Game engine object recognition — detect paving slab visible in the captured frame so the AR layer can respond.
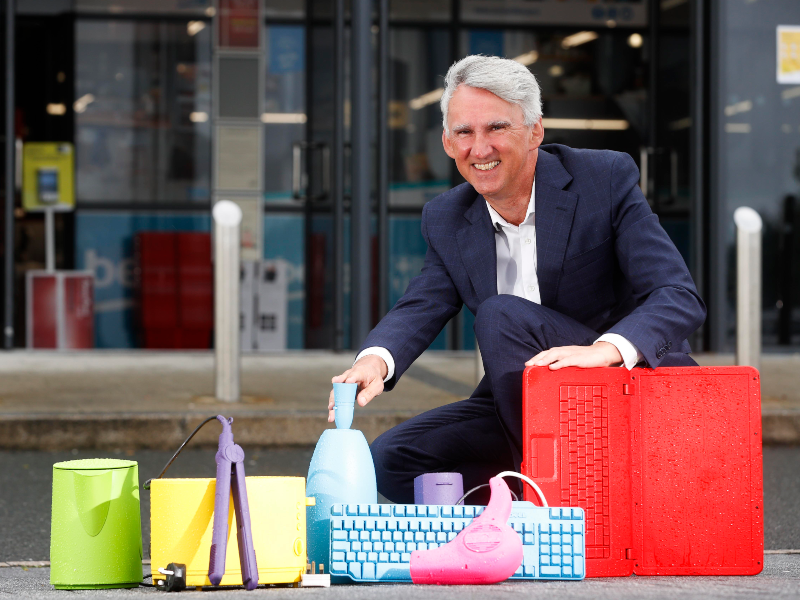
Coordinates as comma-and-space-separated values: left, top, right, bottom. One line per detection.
1, 555, 799, 599
0, 351, 797, 449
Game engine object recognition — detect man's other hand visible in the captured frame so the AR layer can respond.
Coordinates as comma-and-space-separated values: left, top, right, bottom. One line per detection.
328, 355, 388, 422
525, 342, 623, 370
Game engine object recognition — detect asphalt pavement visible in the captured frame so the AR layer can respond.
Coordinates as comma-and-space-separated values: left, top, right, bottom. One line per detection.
0, 446, 799, 597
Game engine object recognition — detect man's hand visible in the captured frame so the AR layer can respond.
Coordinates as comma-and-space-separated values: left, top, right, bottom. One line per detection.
525, 342, 623, 370
328, 355, 388, 422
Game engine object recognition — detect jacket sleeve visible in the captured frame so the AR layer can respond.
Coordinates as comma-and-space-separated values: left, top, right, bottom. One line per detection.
603, 152, 706, 367
358, 203, 463, 390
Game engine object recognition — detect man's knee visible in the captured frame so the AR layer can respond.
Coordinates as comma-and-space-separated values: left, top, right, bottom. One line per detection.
370, 428, 413, 502
474, 294, 544, 348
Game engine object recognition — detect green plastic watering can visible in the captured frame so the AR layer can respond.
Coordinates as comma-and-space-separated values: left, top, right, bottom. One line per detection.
50, 459, 143, 589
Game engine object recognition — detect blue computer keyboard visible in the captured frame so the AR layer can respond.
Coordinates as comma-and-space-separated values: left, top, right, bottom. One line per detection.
328, 502, 585, 582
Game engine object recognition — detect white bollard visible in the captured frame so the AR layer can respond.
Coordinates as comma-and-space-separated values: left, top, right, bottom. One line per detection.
213, 200, 243, 402
734, 207, 762, 371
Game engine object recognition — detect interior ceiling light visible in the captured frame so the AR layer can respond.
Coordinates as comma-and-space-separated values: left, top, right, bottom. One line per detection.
628, 33, 643, 48
73, 94, 95, 114
189, 111, 209, 123
724, 100, 752, 117
187, 21, 206, 36
513, 50, 539, 66
542, 118, 629, 131
409, 88, 444, 111
46, 103, 67, 116
261, 113, 307, 124
561, 31, 599, 49
725, 123, 751, 134
548, 65, 564, 77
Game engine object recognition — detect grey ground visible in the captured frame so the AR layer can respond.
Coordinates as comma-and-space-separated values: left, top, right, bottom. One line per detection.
1, 447, 798, 598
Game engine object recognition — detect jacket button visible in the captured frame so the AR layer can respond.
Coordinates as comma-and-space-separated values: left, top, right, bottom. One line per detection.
656, 349, 665, 359
666, 341, 672, 350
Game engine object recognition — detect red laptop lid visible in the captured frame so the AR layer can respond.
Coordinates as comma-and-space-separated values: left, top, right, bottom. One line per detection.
522, 366, 763, 578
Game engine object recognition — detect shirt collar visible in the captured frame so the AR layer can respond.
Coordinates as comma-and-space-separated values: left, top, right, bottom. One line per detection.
485, 179, 536, 231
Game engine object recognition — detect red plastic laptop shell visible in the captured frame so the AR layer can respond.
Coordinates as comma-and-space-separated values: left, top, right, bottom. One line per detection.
521, 365, 763, 577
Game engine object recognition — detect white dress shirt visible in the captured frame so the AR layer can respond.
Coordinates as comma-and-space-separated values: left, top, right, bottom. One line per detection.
357, 179, 643, 381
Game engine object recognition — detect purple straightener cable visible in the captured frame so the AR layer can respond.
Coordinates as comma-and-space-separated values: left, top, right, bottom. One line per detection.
208, 416, 259, 590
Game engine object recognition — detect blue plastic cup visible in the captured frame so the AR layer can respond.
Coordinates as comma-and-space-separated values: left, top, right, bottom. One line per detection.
333, 382, 357, 429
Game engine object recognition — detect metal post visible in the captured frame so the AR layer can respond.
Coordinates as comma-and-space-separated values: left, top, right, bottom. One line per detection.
350, 0, 372, 349
4, 0, 15, 349
377, 0, 389, 321
734, 207, 762, 370
213, 200, 242, 402
44, 209, 55, 272
333, 0, 345, 351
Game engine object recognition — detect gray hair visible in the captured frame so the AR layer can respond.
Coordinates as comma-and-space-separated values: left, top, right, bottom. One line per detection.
440, 55, 542, 133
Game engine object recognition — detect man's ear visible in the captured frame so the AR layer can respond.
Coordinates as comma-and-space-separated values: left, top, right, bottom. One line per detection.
442, 129, 456, 159
529, 119, 545, 150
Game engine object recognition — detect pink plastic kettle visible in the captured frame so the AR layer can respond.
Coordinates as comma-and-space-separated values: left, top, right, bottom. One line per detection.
410, 476, 523, 585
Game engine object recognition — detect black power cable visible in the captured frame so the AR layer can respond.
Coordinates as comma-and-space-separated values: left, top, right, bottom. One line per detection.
143, 416, 218, 490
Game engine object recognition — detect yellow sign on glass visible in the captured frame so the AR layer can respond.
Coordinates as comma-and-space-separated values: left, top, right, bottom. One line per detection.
22, 142, 75, 212
778, 26, 800, 84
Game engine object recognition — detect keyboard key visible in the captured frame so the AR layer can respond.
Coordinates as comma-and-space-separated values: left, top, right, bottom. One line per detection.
385, 542, 394, 552
436, 532, 447, 543
463, 506, 475, 517
332, 562, 347, 575
380, 505, 391, 516
348, 530, 359, 542
475, 507, 484, 516
357, 552, 366, 562
394, 506, 406, 517
358, 504, 369, 516
362, 542, 372, 552
552, 555, 561, 565
376, 562, 411, 581
346, 552, 356, 562
354, 519, 365, 530
332, 551, 345, 562
331, 504, 343, 516
513, 522, 522, 533
346, 505, 358, 516
524, 533, 534, 545
332, 518, 343, 531
332, 530, 347, 541
523, 522, 534, 533
551, 534, 561, 544
524, 563, 535, 576
374, 542, 383, 552
352, 541, 361, 552
414, 532, 425, 543
392, 531, 402, 542
550, 508, 562, 519
371, 531, 381, 542
562, 566, 572, 576
540, 566, 561, 576
417, 543, 427, 551
387, 520, 397, 531
447, 532, 456, 542
574, 560, 584, 577
420, 521, 431, 532
348, 563, 361, 579
563, 555, 572, 565
552, 545, 561, 555
431, 521, 441, 532
396, 542, 405, 552
376, 520, 387, 531
441, 506, 453, 517
362, 563, 376, 580
406, 542, 416, 552
541, 544, 550, 555
401, 553, 411, 562
382, 531, 392, 542
425, 532, 436, 543
332, 541, 349, 552
573, 534, 583, 554
379, 552, 389, 562
344, 519, 354, 530
398, 520, 409, 531
514, 565, 523, 576
403, 532, 414, 542
365, 519, 376, 531
369, 505, 381, 516
541, 555, 550, 565
453, 506, 464, 517
390, 553, 400, 563
368, 552, 378, 563
409, 520, 420, 532
359, 531, 369, 541
541, 533, 550, 544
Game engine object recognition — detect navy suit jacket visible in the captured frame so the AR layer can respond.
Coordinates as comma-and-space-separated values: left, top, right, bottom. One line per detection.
362, 144, 707, 391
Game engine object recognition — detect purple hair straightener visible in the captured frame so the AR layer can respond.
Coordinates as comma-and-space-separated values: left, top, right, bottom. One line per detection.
208, 416, 259, 590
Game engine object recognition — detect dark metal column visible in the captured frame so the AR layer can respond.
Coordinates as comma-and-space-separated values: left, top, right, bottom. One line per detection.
333, 0, 345, 351
3, 0, 15, 349
350, 0, 372, 349
377, 0, 389, 320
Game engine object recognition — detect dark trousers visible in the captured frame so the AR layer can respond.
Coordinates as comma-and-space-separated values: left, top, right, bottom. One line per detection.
370, 295, 696, 504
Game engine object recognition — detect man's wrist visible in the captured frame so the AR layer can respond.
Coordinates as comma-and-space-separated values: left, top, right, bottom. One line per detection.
354, 347, 395, 381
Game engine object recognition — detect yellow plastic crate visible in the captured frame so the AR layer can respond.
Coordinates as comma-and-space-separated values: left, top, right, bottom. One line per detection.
150, 477, 315, 587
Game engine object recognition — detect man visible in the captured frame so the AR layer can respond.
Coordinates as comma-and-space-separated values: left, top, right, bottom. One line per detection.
328, 55, 706, 503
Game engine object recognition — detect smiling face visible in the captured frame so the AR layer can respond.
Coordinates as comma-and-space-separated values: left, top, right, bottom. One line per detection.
442, 85, 544, 208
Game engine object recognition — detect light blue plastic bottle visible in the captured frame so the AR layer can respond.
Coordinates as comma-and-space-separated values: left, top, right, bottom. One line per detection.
306, 383, 377, 581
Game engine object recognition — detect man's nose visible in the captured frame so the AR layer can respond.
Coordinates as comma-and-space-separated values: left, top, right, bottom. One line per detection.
471, 132, 493, 159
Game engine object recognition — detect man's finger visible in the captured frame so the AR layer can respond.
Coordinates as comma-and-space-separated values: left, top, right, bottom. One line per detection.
332, 370, 352, 384
328, 388, 335, 410
357, 377, 384, 407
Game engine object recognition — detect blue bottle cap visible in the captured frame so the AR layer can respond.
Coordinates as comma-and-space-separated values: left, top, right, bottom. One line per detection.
333, 382, 357, 429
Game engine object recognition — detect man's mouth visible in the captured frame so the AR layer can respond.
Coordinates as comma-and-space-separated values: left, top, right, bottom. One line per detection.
473, 160, 500, 171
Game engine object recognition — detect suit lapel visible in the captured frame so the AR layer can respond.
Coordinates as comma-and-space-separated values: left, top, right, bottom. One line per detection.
535, 149, 579, 308
457, 192, 498, 305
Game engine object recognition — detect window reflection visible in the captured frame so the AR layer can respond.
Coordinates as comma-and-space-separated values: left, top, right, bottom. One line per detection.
75, 19, 212, 203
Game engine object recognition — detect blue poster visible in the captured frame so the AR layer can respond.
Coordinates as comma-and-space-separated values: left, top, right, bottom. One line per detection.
469, 29, 504, 58
269, 26, 305, 74
75, 211, 210, 348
